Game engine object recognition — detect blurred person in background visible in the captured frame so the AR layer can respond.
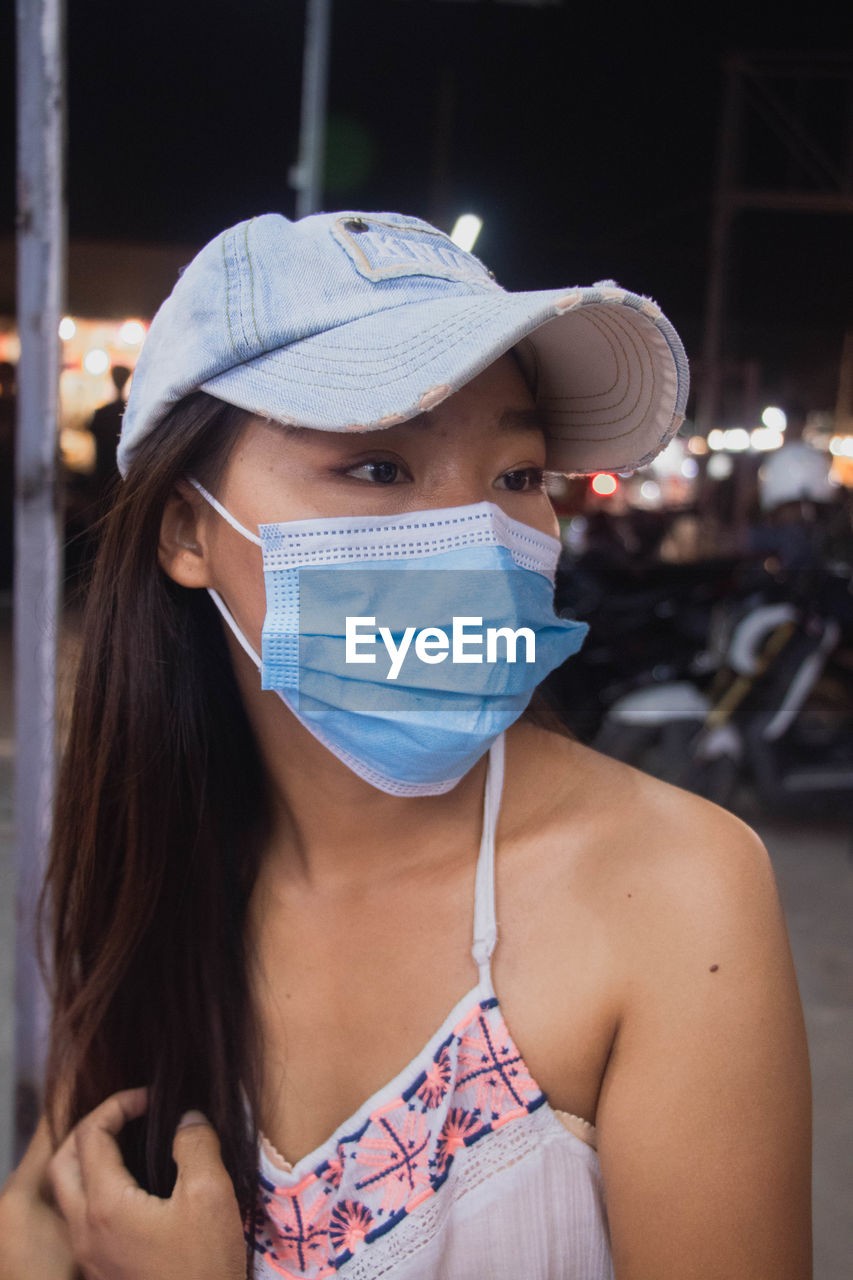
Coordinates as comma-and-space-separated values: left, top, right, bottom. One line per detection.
751, 406, 840, 574
63, 364, 133, 583
88, 364, 131, 514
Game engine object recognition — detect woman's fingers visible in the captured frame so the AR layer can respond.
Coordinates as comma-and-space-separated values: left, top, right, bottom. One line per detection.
172, 1111, 237, 1203
42, 1096, 246, 1280
170, 1112, 246, 1279
73, 1087, 148, 1202
48, 1128, 86, 1227
4, 1114, 55, 1195
49, 1086, 148, 1227
0, 1116, 77, 1280
76, 1086, 149, 1142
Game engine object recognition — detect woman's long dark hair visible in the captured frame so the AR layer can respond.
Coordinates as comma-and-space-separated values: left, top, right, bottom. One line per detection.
42, 393, 269, 1234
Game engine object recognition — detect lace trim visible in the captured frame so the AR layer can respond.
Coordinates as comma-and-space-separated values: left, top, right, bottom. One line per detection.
261, 1133, 295, 1174
554, 1109, 598, 1151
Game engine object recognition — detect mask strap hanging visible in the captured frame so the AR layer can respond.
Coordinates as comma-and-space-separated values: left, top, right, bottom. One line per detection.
206, 588, 263, 670
188, 477, 262, 547
186, 478, 264, 668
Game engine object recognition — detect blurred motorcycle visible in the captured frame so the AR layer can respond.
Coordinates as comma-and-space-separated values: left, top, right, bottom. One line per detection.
592, 565, 853, 818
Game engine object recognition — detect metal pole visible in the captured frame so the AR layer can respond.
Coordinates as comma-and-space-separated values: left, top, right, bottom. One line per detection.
697, 55, 742, 435
291, 0, 332, 218
14, 0, 65, 1159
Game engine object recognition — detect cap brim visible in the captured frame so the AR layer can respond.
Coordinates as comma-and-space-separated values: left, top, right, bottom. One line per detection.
200, 284, 688, 476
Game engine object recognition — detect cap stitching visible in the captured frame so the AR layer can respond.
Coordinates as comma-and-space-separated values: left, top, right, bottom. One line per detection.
202, 297, 663, 448
221, 232, 236, 354
209, 302, 503, 394
209, 292, 504, 388
234, 228, 251, 351
544, 317, 661, 441
538, 311, 624, 403
244, 220, 261, 345
224, 299, 515, 389
302, 295, 510, 362
285, 303, 496, 372
539, 309, 640, 414
544, 373, 650, 438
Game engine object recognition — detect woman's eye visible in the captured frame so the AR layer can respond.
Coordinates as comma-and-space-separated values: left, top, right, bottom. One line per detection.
497, 467, 545, 493
345, 460, 408, 484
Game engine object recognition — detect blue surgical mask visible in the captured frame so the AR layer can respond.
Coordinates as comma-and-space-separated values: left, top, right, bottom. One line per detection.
191, 481, 587, 796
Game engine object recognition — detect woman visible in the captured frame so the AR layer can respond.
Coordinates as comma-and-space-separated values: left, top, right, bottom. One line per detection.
1, 212, 811, 1279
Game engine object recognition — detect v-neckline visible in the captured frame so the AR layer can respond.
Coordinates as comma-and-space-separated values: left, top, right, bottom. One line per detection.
257, 735, 506, 1181
258, 972, 495, 1182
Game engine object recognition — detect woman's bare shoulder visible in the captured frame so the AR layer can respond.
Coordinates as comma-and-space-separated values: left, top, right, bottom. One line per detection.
504, 719, 779, 932
503, 723, 812, 1280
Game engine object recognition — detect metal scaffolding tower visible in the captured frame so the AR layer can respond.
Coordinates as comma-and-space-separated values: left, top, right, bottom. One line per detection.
698, 52, 853, 434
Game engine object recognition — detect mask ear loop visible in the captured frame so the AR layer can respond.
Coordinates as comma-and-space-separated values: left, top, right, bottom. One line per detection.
187, 477, 264, 670
188, 477, 262, 546
206, 588, 263, 669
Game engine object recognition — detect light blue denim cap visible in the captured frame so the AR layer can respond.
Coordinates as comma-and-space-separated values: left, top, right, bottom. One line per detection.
119, 211, 689, 478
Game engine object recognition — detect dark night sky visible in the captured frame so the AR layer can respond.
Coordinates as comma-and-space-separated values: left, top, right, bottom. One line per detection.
2, 0, 851, 412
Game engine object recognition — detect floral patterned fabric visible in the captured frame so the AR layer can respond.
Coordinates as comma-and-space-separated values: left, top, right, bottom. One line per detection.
253, 995, 546, 1278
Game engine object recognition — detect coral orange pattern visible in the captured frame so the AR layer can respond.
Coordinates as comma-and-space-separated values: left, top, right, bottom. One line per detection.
253, 997, 545, 1277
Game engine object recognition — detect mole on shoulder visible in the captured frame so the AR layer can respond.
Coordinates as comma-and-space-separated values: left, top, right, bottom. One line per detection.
709, 964, 719, 973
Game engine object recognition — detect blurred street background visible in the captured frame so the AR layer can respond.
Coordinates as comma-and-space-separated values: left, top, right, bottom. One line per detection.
2, 0, 852, 1274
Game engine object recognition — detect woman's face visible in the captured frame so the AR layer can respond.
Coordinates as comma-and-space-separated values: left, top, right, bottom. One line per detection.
188, 352, 559, 656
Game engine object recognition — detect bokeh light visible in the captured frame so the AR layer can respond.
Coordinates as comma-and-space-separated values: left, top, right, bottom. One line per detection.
449, 214, 483, 252
761, 406, 787, 431
708, 453, 734, 479
118, 320, 145, 346
751, 427, 785, 451
723, 428, 751, 452
83, 348, 110, 376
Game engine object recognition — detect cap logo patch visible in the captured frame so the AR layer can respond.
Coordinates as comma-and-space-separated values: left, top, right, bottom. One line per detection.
332, 216, 496, 287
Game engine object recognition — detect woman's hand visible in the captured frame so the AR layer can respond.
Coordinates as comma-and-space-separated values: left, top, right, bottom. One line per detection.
48, 1088, 247, 1280
0, 1114, 78, 1280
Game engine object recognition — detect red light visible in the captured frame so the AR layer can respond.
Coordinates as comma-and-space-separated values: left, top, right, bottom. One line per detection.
591, 473, 618, 496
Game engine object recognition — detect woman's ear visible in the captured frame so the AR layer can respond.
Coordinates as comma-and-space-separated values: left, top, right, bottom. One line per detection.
158, 481, 213, 587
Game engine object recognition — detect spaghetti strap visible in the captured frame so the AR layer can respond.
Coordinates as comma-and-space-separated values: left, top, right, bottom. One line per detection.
471, 732, 505, 978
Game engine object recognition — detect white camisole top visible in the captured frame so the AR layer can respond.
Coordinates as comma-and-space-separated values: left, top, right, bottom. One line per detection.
252, 733, 614, 1278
